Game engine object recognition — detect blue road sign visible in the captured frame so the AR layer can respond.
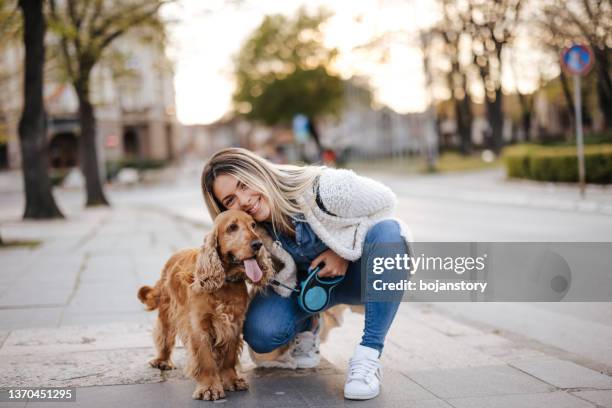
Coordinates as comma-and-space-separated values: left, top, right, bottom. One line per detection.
292, 114, 310, 143
561, 45, 594, 76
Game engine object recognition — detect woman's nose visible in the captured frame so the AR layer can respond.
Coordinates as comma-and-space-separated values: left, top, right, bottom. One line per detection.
236, 192, 250, 210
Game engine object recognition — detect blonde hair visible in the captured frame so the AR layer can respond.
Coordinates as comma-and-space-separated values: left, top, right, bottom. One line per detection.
201, 148, 324, 234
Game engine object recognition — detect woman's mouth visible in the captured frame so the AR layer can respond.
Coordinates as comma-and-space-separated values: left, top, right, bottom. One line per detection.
246, 197, 260, 216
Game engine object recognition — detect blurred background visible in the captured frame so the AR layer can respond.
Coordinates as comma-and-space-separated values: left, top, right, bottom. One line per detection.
1, 0, 611, 193
0, 0, 612, 397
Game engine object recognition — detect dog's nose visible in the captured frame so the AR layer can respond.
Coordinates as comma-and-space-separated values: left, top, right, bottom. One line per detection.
250, 240, 263, 251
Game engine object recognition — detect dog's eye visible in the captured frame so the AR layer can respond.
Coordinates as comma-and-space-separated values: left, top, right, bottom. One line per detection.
251, 222, 256, 228
227, 223, 238, 233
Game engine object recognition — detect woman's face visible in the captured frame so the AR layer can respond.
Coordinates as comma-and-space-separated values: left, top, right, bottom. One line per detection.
212, 174, 272, 222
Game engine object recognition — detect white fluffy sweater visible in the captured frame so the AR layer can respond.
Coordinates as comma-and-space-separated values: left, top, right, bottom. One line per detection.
265, 168, 412, 297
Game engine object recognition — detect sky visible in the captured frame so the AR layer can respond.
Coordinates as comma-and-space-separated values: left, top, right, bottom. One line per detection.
161, 0, 555, 126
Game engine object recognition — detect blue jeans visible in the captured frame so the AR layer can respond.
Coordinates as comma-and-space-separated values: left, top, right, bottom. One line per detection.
244, 220, 409, 355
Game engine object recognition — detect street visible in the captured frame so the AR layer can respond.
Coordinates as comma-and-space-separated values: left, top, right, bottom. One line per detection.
1, 166, 612, 407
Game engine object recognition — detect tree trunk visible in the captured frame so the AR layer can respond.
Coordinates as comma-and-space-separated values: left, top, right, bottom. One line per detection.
487, 89, 504, 154
17, 0, 63, 219
517, 92, 532, 142
307, 116, 323, 153
593, 49, 612, 129
521, 110, 532, 142
456, 94, 473, 155
75, 77, 109, 207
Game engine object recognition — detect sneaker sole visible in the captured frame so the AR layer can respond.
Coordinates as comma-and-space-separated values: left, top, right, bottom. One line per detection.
344, 390, 380, 400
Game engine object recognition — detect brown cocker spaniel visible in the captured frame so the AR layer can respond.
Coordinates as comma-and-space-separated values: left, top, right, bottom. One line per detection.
138, 210, 274, 400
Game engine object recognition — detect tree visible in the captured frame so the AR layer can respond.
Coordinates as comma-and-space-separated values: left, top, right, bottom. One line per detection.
425, 0, 475, 155
1, 0, 21, 161
508, 48, 540, 142
17, 0, 63, 219
233, 7, 344, 151
467, 0, 523, 154
539, 0, 612, 129
47, 0, 169, 206
0, 0, 20, 39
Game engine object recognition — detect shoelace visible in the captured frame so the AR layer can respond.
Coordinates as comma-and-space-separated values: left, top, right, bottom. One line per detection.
347, 357, 381, 382
292, 333, 318, 355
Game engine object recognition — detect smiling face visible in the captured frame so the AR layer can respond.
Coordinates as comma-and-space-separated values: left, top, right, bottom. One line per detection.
212, 174, 272, 223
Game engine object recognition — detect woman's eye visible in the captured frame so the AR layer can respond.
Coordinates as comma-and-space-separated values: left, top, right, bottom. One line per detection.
225, 197, 235, 207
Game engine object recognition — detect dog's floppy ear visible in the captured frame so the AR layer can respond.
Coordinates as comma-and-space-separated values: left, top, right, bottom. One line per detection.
255, 240, 274, 285
193, 228, 225, 293
255, 224, 297, 297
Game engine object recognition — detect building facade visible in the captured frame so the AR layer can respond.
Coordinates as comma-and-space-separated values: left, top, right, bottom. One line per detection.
0, 29, 182, 173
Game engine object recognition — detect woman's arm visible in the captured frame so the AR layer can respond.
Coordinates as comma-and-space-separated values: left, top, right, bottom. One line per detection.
316, 168, 397, 218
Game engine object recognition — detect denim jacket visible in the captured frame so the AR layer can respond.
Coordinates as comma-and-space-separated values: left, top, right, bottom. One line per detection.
263, 216, 328, 277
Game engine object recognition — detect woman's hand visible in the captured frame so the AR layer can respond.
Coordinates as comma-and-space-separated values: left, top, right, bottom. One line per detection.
310, 249, 348, 278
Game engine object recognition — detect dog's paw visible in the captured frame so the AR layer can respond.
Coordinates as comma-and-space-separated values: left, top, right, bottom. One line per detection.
222, 372, 249, 391
232, 377, 249, 391
192, 384, 225, 400
149, 358, 175, 370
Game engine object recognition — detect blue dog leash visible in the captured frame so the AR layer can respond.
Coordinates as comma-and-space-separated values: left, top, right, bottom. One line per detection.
270, 262, 345, 314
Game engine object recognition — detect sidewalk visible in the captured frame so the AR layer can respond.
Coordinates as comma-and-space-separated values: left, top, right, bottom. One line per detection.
1, 198, 612, 407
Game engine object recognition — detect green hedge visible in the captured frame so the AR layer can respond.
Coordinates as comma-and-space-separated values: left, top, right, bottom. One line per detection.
503, 144, 612, 184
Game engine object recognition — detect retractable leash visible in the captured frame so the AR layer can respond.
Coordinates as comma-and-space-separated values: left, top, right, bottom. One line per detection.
270, 262, 345, 314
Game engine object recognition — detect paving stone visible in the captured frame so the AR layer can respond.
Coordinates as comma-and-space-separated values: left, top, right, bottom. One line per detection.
24, 256, 83, 280
288, 371, 438, 407
0, 398, 26, 408
0, 286, 72, 308
448, 390, 595, 408
0, 307, 62, 331
0, 330, 9, 347
380, 305, 502, 372
405, 365, 553, 398
79, 256, 134, 284
59, 310, 153, 327
72, 282, 141, 300
0, 249, 34, 284
572, 390, 612, 407
0, 347, 186, 389
68, 289, 142, 314
511, 359, 612, 389
0, 322, 155, 356
17, 369, 449, 408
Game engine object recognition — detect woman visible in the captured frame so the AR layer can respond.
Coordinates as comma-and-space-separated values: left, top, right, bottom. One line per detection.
201, 147, 411, 400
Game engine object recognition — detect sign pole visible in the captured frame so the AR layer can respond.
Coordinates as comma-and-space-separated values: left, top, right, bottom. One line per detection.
573, 74, 586, 198
562, 44, 592, 199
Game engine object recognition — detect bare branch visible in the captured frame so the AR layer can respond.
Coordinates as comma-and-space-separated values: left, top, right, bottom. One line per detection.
48, 0, 76, 81
97, 2, 164, 53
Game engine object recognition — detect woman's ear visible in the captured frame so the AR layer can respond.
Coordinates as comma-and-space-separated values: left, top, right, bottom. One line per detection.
193, 228, 225, 293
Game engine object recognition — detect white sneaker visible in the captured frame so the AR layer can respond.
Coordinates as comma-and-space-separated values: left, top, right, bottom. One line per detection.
291, 316, 322, 369
344, 344, 382, 400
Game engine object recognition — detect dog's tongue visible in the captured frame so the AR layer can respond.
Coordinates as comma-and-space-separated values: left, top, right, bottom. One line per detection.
243, 258, 263, 283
